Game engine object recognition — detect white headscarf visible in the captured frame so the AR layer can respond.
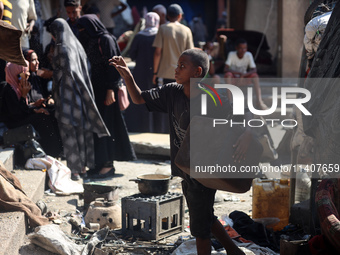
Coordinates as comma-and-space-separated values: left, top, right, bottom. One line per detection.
138, 12, 160, 36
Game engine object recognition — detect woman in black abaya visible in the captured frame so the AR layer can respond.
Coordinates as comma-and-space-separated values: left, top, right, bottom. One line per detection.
77, 14, 136, 178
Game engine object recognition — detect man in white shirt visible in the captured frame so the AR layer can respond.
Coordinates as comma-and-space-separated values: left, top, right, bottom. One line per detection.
224, 38, 267, 110
10, 0, 37, 49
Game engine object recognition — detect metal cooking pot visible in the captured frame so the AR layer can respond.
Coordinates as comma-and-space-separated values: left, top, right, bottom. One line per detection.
129, 174, 171, 196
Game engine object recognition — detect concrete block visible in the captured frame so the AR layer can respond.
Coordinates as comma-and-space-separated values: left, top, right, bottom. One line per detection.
0, 212, 26, 255
0, 170, 46, 254
0, 147, 14, 172
129, 133, 170, 158
13, 169, 46, 203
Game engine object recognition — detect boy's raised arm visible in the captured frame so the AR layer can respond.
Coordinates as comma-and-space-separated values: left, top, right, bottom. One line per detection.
109, 56, 145, 104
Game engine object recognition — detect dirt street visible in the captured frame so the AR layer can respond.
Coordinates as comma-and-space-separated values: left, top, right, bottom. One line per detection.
19, 159, 253, 255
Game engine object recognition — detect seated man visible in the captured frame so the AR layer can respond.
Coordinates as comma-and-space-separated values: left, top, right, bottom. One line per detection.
224, 38, 267, 110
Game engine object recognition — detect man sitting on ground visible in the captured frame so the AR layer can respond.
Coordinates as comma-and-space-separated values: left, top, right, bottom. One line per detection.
224, 38, 267, 110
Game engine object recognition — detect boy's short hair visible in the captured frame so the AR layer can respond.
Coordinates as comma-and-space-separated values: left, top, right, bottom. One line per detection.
235, 38, 247, 47
181, 49, 209, 78
167, 4, 183, 18
64, 0, 80, 7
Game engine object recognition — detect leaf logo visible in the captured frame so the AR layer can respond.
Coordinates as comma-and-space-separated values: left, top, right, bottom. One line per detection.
199, 83, 223, 106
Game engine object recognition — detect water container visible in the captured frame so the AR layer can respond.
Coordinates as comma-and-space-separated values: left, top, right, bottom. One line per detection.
252, 178, 290, 231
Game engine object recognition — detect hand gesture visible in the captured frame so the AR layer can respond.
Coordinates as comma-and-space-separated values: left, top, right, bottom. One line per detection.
109, 56, 132, 80
37, 69, 53, 79
233, 130, 252, 162
33, 98, 45, 107
25, 23, 33, 34
104, 89, 115, 106
19, 75, 31, 97
34, 108, 50, 115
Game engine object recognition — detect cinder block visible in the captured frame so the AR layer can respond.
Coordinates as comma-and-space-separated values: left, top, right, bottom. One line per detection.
122, 193, 184, 240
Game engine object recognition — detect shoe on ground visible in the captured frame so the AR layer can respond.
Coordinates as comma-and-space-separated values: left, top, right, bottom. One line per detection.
79, 172, 88, 179
71, 173, 81, 181
90, 167, 115, 179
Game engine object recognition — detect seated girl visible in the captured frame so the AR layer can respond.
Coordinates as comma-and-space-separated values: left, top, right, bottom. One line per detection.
2, 61, 63, 157
24, 49, 54, 110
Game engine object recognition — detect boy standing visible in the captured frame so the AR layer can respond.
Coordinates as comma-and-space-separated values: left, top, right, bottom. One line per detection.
224, 38, 267, 110
110, 49, 247, 255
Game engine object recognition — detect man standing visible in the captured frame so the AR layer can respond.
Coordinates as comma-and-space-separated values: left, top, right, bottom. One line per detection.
64, 0, 82, 38
152, 4, 167, 26
152, 4, 194, 85
10, 0, 37, 49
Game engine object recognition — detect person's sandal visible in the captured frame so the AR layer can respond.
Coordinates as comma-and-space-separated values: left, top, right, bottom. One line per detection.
71, 173, 81, 181
79, 172, 88, 178
91, 167, 115, 179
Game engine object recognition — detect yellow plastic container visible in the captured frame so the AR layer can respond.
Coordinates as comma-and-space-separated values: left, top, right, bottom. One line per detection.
252, 178, 290, 231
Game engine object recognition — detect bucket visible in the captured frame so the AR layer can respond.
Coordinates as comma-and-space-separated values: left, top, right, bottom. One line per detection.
252, 178, 290, 231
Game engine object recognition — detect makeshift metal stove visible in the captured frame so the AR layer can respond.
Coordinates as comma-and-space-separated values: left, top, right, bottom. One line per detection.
83, 183, 120, 209
121, 192, 184, 241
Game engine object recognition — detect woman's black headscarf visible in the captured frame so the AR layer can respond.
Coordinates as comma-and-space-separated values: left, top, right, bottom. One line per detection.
77, 14, 108, 38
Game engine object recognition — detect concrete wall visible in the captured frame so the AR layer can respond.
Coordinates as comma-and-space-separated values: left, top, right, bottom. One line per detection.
280, 0, 310, 77
245, 0, 310, 77
245, 0, 278, 61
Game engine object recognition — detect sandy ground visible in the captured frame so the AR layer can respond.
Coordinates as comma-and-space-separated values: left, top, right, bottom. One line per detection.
19, 159, 253, 255
19, 125, 286, 254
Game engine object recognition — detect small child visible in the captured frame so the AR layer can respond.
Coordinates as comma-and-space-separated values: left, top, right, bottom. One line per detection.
110, 49, 247, 255
224, 38, 267, 110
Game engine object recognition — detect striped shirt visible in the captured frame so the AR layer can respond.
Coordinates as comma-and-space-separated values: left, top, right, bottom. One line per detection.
1, 0, 12, 24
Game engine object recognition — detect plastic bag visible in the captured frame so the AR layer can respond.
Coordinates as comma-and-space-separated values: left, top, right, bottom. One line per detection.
25, 156, 84, 195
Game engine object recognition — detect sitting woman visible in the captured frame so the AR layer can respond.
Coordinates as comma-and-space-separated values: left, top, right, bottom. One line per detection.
23, 49, 54, 109
2, 61, 63, 157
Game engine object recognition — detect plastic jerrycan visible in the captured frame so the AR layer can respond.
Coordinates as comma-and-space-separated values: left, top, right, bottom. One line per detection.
252, 178, 290, 231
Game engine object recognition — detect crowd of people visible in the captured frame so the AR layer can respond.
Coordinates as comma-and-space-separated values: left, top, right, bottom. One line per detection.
0, 0, 139, 180
0, 1, 264, 254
